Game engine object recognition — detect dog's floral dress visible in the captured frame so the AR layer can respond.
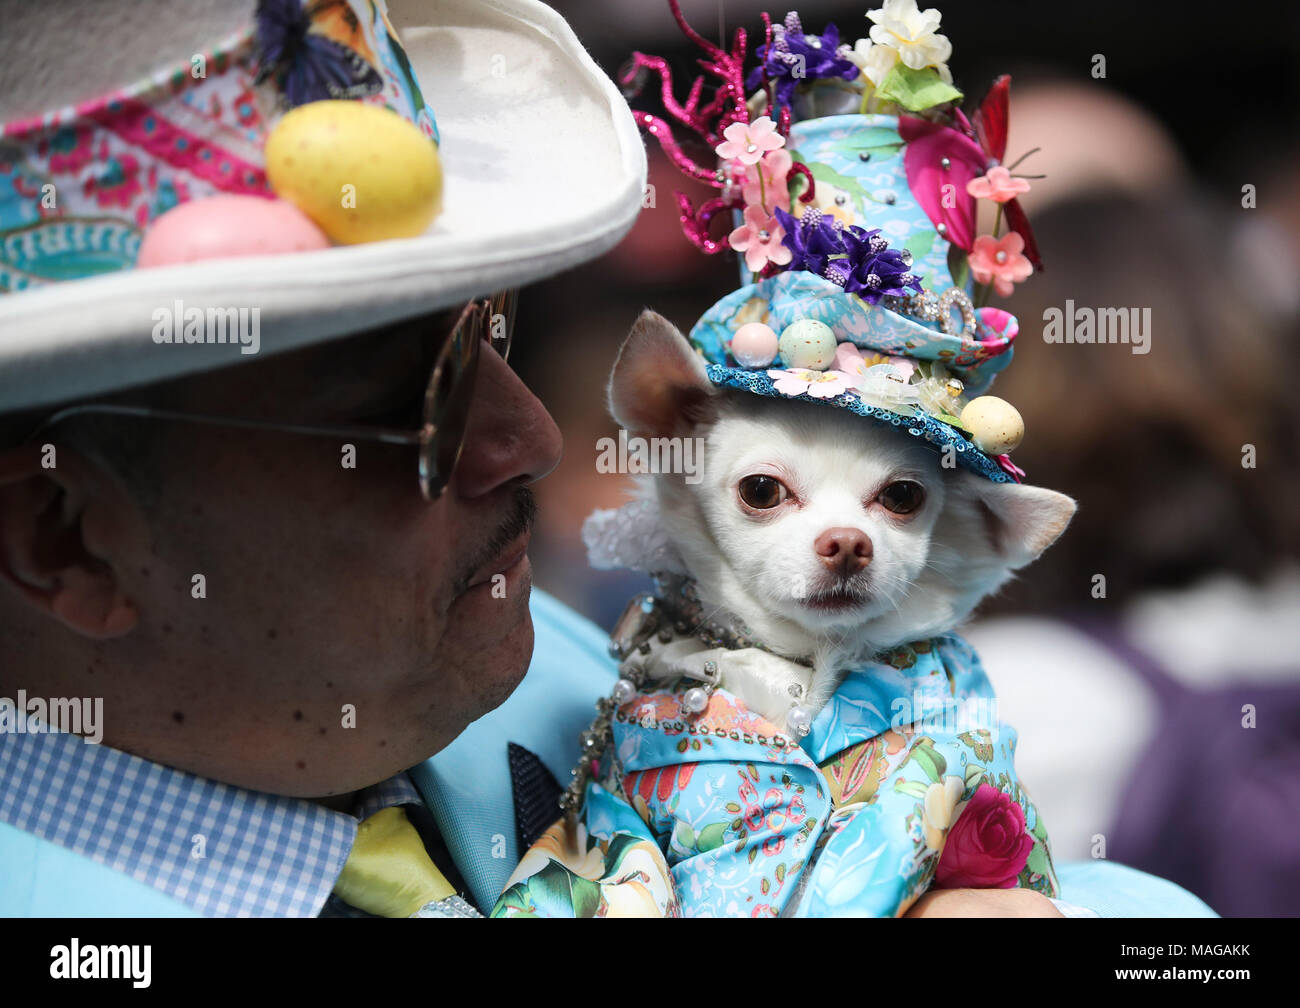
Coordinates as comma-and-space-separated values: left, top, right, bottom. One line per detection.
493, 633, 1057, 917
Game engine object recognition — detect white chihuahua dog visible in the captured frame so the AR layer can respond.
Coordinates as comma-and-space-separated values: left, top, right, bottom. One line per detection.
587, 311, 1076, 730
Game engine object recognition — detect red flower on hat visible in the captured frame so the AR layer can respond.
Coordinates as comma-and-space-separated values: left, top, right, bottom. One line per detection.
900, 76, 1043, 270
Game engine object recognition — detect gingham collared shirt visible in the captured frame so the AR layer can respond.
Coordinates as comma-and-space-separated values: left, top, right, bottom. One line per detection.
0, 702, 426, 917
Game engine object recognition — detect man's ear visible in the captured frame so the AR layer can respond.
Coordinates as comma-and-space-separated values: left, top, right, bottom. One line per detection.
608, 310, 716, 438
0, 443, 140, 638
964, 473, 1077, 569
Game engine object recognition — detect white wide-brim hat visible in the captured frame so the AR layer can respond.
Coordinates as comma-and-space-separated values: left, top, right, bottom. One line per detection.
0, 0, 646, 412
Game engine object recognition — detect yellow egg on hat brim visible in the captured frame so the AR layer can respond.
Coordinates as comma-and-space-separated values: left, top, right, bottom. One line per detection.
960, 396, 1024, 455
265, 100, 442, 246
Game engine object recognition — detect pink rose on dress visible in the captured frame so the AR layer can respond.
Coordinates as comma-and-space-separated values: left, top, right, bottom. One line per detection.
933, 782, 1033, 889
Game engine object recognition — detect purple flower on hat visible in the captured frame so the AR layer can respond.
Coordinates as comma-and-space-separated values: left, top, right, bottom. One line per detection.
774, 206, 922, 304
839, 226, 922, 304
254, 0, 382, 108
773, 206, 842, 276
746, 13, 859, 112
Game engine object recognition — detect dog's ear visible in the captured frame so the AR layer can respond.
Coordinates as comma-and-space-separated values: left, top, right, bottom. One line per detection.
964, 475, 1077, 569
608, 310, 717, 437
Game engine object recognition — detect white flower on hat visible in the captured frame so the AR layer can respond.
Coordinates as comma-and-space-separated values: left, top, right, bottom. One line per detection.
854, 0, 954, 84
847, 38, 901, 86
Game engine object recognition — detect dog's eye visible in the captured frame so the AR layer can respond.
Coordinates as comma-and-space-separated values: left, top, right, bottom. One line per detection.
878, 480, 925, 514
738, 474, 788, 509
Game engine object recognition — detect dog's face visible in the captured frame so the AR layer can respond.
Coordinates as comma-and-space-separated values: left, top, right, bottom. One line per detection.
609, 311, 1076, 657
699, 396, 950, 636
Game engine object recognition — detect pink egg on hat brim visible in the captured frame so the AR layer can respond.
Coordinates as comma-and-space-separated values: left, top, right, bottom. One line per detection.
137, 194, 330, 269
730, 321, 779, 368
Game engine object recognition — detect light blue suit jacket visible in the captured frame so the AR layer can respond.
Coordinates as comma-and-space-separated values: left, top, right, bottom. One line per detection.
0, 590, 1214, 917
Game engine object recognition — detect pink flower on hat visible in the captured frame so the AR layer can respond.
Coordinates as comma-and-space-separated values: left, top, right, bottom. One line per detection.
729, 205, 792, 273
766, 368, 855, 399
969, 232, 1032, 297
741, 148, 793, 212
966, 165, 1030, 203
716, 116, 785, 166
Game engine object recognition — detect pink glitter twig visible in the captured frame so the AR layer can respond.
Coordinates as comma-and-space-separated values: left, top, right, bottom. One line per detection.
620, 1, 758, 253
620, 0, 751, 187
787, 161, 816, 204
636, 111, 724, 185
677, 192, 745, 255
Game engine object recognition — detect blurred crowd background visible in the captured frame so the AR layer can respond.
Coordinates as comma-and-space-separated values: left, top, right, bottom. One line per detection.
508, 1, 1300, 915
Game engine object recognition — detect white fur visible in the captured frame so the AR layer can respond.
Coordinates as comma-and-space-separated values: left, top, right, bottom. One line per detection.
598, 312, 1076, 726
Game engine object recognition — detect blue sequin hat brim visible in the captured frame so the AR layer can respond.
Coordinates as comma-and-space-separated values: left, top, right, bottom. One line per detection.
704, 363, 1014, 483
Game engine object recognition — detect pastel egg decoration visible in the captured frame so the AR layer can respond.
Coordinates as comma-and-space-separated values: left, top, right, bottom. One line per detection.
137, 195, 329, 267
960, 396, 1025, 455
778, 319, 837, 370
730, 322, 779, 368
265, 100, 443, 245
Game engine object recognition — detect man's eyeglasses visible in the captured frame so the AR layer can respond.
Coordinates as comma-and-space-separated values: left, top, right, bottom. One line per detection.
30, 290, 517, 502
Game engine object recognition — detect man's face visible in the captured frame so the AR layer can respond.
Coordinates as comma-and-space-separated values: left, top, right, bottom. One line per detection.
1, 310, 562, 797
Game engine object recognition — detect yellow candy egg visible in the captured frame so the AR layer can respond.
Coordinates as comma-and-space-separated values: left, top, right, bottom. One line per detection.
960, 396, 1025, 455
265, 101, 442, 245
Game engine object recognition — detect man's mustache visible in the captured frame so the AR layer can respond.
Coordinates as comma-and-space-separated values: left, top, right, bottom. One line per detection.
452, 485, 538, 596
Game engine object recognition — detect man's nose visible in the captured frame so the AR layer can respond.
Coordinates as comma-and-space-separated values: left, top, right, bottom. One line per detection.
814, 527, 873, 578
452, 348, 563, 498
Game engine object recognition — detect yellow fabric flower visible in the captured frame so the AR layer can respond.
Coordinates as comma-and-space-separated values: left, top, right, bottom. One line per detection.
921, 774, 965, 851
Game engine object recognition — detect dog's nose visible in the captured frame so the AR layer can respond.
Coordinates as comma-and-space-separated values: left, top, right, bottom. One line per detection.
814, 527, 873, 577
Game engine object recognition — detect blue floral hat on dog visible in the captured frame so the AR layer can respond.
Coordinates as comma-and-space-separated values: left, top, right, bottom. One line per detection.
625, 1, 1046, 482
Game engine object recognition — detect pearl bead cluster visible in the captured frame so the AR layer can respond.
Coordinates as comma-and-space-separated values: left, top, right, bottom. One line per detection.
558, 576, 815, 818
